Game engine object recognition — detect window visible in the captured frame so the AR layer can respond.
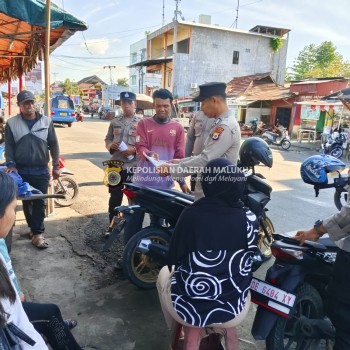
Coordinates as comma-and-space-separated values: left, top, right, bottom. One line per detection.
131, 52, 137, 64
167, 72, 172, 87
131, 75, 136, 85
233, 50, 239, 64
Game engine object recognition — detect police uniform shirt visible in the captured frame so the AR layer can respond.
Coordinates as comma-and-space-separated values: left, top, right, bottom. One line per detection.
105, 113, 142, 167
185, 111, 215, 157
170, 110, 241, 199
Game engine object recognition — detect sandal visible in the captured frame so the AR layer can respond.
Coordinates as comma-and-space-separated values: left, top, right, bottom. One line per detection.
31, 234, 49, 249
64, 319, 78, 330
19, 231, 33, 239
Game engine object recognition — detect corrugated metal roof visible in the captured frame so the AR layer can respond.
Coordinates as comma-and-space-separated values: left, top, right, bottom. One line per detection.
292, 80, 340, 85
226, 73, 293, 101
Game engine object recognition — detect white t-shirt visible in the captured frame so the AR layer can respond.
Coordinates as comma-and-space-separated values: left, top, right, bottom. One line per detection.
0, 255, 48, 349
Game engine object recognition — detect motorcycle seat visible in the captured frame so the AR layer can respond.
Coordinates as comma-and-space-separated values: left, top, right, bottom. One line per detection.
162, 188, 194, 202
265, 131, 279, 137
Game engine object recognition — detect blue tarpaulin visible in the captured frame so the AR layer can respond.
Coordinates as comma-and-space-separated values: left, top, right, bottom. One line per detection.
0, 1, 88, 31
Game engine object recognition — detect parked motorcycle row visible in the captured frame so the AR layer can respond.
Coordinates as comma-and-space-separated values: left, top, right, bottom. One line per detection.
240, 120, 291, 150
100, 136, 350, 350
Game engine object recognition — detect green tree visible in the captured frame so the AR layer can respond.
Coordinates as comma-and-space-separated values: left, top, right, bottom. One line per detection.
59, 78, 81, 95
288, 41, 349, 80
117, 78, 128, 87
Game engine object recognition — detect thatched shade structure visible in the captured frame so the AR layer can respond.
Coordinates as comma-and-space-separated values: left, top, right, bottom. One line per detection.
0, 0, 88, 83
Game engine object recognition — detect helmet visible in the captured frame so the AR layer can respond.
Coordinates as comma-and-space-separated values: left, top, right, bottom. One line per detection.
239, 137, 273, 168
300, 155, 345, 185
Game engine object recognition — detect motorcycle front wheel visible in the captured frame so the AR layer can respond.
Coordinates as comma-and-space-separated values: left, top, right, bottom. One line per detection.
329, 146, 343, 159
266, 283, 324, 350
123, 227, 170, 289
258, 216, 274, 260
281, 139, 291, 150
53, 176, 79, 207
334, 188, 348, 211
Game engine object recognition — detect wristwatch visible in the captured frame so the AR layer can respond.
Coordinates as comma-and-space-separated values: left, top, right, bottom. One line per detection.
313, 219, 324, 236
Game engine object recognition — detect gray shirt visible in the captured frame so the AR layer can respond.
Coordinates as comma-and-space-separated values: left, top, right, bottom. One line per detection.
185, 111, 214, 157
105, 114, 142, 167
323, 195, 350, 252
170, 110, 241, 199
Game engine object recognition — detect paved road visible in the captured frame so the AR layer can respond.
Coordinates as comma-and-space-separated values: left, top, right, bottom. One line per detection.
11, 115, 338, 349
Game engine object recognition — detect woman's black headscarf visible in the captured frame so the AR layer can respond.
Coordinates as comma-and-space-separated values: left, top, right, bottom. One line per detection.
201, 158, 245, 206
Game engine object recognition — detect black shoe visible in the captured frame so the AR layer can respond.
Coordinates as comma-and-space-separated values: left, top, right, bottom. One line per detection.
104, 227, 113, 238
64, 319, 78, 330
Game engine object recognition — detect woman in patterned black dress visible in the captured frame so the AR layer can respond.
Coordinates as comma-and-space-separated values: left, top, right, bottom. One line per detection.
157, 158, 258, 331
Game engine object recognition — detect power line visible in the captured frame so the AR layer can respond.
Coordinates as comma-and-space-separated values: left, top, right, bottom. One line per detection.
52, 54, 130, 60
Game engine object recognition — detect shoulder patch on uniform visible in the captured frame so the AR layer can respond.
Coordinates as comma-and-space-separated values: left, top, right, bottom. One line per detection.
212, 126, 225, 141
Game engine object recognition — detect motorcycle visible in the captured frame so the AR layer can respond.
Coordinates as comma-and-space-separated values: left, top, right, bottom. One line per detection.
321, 133, 347, 159
251, 232, 337, 349
53, 157, 79, 207
262, 127, 291, 150
301, 154, 349, 211
75, 111, 83, 122
105, 159, 275, 289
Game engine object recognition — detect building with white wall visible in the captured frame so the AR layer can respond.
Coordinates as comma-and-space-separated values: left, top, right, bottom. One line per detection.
129, 16, 290, 99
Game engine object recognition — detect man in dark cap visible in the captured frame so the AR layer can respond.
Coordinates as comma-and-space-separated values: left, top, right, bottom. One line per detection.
4, 90, 60, 249
157, 82, 241, 199
104, 91, 142, 235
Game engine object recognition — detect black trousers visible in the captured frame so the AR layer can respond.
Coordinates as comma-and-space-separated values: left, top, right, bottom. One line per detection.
22, 302, 81, 350
326, 249, 350, 350
108, 168, 133, 222
20, 173, 50, 235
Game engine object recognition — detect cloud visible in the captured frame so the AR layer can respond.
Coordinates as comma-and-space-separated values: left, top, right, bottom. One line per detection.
80, 38, 111, 55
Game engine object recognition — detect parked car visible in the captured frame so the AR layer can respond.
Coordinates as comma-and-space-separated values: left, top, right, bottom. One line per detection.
100, 106, 122, 120
47, 95, 76, 127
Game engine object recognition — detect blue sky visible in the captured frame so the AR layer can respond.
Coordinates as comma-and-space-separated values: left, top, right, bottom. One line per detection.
50, 0, 349, 84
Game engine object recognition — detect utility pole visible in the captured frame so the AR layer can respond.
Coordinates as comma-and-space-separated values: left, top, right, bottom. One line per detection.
103, 65, 116, 85
52, 72, 58, 84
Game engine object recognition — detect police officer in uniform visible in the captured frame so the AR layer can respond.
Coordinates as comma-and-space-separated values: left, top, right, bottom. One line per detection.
185, 111, 213, 191
104, 92, 142, 232
157, 82, 241, 199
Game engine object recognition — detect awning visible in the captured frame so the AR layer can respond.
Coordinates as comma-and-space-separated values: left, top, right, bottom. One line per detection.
128, 57, 172, 68
296, 101, 342, 106
0, 0, 88, 83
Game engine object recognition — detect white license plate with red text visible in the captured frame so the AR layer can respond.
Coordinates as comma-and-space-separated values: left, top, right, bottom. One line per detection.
250, 278, 296, 317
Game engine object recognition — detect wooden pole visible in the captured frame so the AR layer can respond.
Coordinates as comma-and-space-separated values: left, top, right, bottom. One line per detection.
7, 81, 11, 116
44, 0, 54, 216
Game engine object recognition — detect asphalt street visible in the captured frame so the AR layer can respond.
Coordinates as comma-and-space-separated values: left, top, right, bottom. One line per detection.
9, 115, 340, 350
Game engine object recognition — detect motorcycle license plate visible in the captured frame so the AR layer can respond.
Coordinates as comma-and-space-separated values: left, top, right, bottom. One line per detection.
250, 278, 296, 318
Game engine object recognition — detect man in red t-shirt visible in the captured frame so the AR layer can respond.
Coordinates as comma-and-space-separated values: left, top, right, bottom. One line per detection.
133, 89, 190, 192
129, 89, 190, 237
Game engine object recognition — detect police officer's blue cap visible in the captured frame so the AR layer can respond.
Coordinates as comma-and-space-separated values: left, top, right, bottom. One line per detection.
193, 82, 227, 102
17, 90, 35, 104
120, 91, 136, 101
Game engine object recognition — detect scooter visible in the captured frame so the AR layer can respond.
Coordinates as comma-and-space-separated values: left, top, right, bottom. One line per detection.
262, 128, 291, 150
104, 160, 275, 289
321, 133, 347, 159
53, 157, 79, 207
251, 232, 337, 350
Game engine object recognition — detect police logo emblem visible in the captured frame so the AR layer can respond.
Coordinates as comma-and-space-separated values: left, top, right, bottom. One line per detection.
102, 160, 124, 187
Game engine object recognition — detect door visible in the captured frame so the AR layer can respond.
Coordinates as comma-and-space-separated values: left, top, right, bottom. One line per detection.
276, 107, 291, 129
